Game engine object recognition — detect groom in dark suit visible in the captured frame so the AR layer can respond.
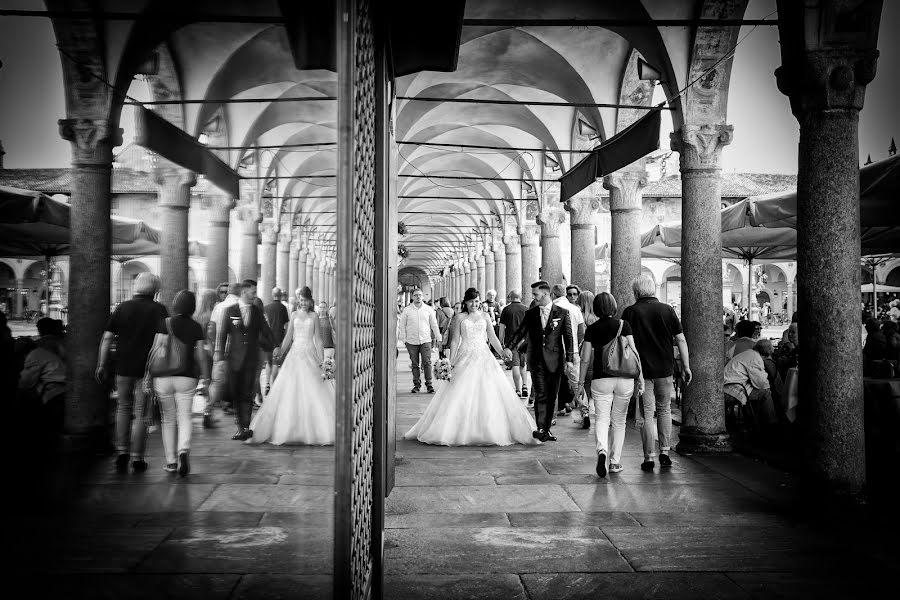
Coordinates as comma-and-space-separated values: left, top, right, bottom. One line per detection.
503, 281, 574, 441
215, 280, 274, 441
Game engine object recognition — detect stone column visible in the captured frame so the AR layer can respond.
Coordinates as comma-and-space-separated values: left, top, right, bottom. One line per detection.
484, 248, 495, 294
206, 195, 235, 289
463, 260, 472, 292
671, 124, 733, 454
786, 281, 794, 317
476, 251, 486, 293
297, 246, 308, 293
504, 234, 522, 298
493, 242, 506, 300
537, 207, 566, 286
288, 241, 299, 302
154, 166, 196, 310
328, 262, 336, 305
305, 249, 315, 293
259, 222, 277, 303
238, 200, 260, 282
469, 252, 478, 290
604, 171, 647, 308
276, 231, 291, 296
314, 255, 323, 303
775, 18, 879, 492
520, 222, 542, 290
59, 118, 120, 445
15, 278, 24, 318
565, 195, 603, 293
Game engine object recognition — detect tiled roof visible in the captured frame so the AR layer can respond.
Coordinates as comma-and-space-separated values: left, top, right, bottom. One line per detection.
598, 172, 797, 199
0, 168, 157, 194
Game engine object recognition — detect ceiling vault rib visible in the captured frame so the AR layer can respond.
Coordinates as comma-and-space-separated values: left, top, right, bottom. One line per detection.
397, 96, 673, 111
461, 18, 777, 27
397, 141, 594, 153
127, 97, 336, 106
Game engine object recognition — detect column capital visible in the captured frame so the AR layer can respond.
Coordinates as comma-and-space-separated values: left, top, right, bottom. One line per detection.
670, 124, 733, 171
278, 231, 292, 252
603, 170, 648, 212
154, 165, 196, 209
207, 195, 236, 225
521, 221, 542, 246
537, 207, 567, 237
484, 249, 495, 263
564, 194, 602, 225
59, 118, 122, 166
493, 241, 506, 259
503, 234, 522, 252
260, 220, 278, 244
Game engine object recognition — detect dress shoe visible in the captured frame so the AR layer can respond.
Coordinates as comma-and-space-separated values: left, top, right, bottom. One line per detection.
178, 452, 190, 477
241, 428, 254, 441
640, 460, 655, 472
115, 453, 130, 472
132, 459, 148, 473
232, 429, 245, 440
544, 431, 557, 442
596, 451, 607, 478
658, 454, 672, 467
532, 429, 542, 439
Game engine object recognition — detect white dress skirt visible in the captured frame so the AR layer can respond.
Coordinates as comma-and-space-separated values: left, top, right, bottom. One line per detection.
404, 315, 539, 446
248, 315, 336, 445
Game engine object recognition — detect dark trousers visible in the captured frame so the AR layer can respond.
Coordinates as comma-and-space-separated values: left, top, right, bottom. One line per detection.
530, 360, 562, 432
229, 363, 258, 429
405, 342, 433, 388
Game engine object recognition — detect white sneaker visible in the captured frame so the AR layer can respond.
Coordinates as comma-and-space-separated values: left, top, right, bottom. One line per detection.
609, 463, 624, 473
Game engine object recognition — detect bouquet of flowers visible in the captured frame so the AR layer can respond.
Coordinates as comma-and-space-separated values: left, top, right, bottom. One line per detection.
435, 358, 452, 381
321, 357, 335, 380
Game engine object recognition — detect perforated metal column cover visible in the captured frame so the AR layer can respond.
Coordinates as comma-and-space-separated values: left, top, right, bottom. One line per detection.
350, 0, 376, 596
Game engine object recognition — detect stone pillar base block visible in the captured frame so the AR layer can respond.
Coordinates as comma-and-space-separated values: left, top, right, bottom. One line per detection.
676, 431, 732, 454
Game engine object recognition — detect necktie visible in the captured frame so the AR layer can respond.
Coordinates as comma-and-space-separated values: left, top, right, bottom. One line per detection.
540, 306, 550, 329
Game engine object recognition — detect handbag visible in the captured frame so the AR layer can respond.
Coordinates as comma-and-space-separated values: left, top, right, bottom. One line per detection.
600, 319, 641, 378
147, 317, 189, 377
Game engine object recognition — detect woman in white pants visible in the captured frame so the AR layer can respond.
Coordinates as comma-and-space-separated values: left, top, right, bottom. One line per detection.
149, 290, 210, 477
575, 292, 644, 478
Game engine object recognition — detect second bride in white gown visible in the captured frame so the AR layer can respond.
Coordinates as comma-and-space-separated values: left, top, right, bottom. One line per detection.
248, 286, 335, 445
404, 288, 540, 446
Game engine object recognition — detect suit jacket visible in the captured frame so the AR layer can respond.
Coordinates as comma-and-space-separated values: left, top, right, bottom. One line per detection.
505, 303, 574, 373
218, 303, 274, 372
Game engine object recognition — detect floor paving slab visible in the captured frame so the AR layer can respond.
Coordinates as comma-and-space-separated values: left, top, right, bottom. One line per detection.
384, 574, 527, 600
69, 483, 218, 514
385, 512, 512, 528
137, 526, 332, 574
134, 511, 265, 528
276, 474, 338, 486
27, 574, 241, 600
231, 574, 333, 600
626, 511, 797, 528
18, 527, 174, 573
394, 474, 497, 486
602, 525, 862, 572
521, 572, 750, 600
258, 512, 335, 528
564, 482, 774, 513
495, 473, 611, 485
384, 527, 632, 575
395, 456, 548, 477
725, 572, 891, 598
507, 511, 641, 528
197, 484, 334, 512
386, 484, 579, 514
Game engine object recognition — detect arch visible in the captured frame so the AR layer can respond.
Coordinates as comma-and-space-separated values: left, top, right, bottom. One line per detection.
886, 266, 900, 287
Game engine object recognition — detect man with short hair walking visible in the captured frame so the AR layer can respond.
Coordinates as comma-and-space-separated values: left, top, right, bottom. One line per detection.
400, 288, 442, 394
498, 290, 529, 398
622, 275, 693, 472
264, 287, 289, 391
95, 272, 168, 473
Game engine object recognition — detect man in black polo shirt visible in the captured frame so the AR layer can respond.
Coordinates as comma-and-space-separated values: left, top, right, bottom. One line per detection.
621, 275, 693, 472
264, 287, 289, 392
96, 272, 168, 473
498, 289, 528, 398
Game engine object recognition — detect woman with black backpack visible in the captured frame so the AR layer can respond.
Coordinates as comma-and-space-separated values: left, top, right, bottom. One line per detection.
574, 292, 644, 478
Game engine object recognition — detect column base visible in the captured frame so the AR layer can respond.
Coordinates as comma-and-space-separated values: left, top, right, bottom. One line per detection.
676, 430, 732, 454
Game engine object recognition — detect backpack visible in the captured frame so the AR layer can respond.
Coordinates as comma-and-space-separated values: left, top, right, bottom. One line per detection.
600, 319, 641, 378
147, 318, 189, 377
436, 307, 451, 332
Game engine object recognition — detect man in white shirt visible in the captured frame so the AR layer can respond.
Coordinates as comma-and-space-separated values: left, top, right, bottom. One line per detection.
723, 339, 778, 427
551, 284, 584, 415
400, 288, 442, 394
207, 282, 240, 422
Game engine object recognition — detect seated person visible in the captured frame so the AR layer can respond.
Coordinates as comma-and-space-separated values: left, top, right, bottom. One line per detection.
863, 318, 888, 363
882, 320, 900, 362
724, 339, 779, 428
727, 320, 758, 361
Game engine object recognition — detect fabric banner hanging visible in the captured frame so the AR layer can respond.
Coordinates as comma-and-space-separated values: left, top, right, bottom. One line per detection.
559, 107, 662, 202
134, 106, 241, 199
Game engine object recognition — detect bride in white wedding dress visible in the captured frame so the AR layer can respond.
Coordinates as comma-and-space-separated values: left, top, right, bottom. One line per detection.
248, 286, 335, 445
404, 288, 540, 446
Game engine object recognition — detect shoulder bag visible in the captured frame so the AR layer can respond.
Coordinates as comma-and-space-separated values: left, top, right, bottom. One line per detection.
147, 317, 189, 377
600, 319, 641, 378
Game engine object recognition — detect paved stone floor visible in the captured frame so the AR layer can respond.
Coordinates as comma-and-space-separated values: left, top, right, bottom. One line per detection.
12, 354, 899, 599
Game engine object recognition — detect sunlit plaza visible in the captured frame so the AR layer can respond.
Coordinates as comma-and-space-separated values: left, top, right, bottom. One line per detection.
2, 1, 899, 598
